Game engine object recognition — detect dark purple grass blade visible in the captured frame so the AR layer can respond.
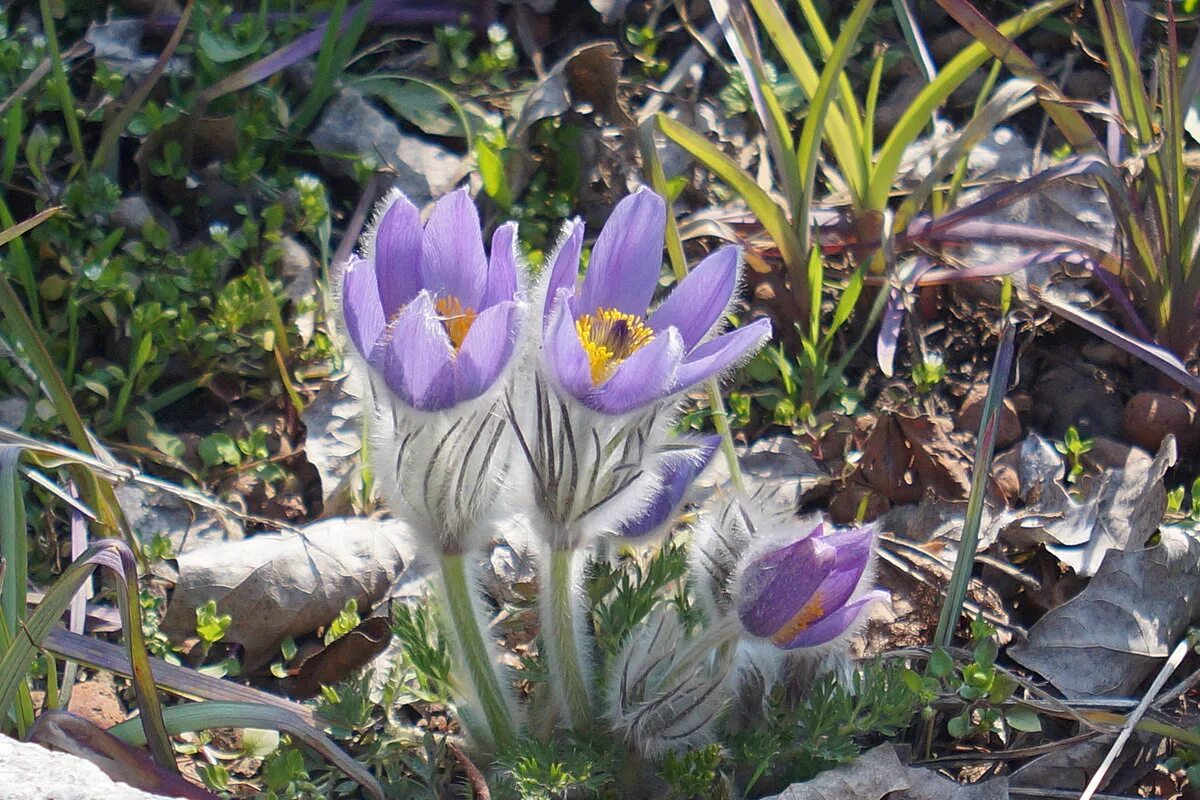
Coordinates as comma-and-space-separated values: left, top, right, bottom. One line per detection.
0, 541, 174, 770
1033, 286, 1200, 392
934, 0, 1101, 154
28, 712, 218, 799
196, 2, 468, 105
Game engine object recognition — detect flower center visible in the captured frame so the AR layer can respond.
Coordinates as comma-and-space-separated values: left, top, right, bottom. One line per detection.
769, 591, 826, 646
575, 307, 655, 386
435, 295, 478, 351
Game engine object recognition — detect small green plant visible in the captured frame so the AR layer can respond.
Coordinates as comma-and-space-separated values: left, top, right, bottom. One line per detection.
497, 738, 613, 800
660, 744, 729, 799
924, 619, 1040, 742
730, 659, 923, 794
1055, 426, 1094, 484
324, 598, 361, 645
1165, 726, 1200, 788
911, 352, 946, 394
1167, 477, 1200, 522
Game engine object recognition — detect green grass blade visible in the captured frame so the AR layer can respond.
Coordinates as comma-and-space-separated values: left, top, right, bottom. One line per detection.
0, 540, 174, 768
795, 0, 876, 254
934, 0, 1101, 155
637, 117, 748, 494
747, 0, 867, 201
0, 206, 61, 248
37, 0, 85, 171
109, 702, 385, 800
0, 449, 26, 655
710, 0, 802, 216
869, 0, 1072, 209
934, 317, 1015, 647
657, 113, 805, 272
797, 0, 866, 140
892, 0, 937, 82
895, 78, 1037, 229
290, 0, 374, 134
0, 271, 134, 552
0, 448, 34, 736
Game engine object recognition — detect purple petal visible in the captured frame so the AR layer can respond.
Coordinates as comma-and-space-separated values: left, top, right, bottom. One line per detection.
650, 246, 740, 349
823, 527, 875, 572
584, 328, 682, 415
378, 291, 456, 411
373, 193, 424, 315
342, 255, 384, 358
617, 435, 721, 538
419, 188, 487, 309
876, 287, 904, 378
484, 222, 519, 308
543, 218, 584, 321
454, 300, 518, 401
738, 537, 835, 638
672, 317, 772, 391
777, 591, 888, 649
579, 188, 665, 316
544, 290, 593, 400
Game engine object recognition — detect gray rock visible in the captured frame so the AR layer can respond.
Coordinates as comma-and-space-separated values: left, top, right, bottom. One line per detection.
0, 397, 27, 429
699, 435, 829, 512
0, 735, 185, 799
114, 482, 243, 554
309, 90, 464, 205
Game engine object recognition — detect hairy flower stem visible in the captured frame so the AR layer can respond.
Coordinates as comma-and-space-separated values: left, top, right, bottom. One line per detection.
543, 547, 593, 732
438, 552, 516, 754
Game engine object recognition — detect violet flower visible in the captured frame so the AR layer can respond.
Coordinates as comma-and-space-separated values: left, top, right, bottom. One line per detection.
615, 436, 720, 539
540, 188, 771, 415
736, 522, 886, 649
342, 187, 520, 412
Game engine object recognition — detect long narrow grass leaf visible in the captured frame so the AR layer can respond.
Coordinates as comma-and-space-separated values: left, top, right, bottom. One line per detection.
657, 113, 805, 271
934, 0, 1101, 154
0, 275, 132, 550
892, 0, 937, 82
109, 702, 385, 800
934, 317, 1016, 646
869, 0, 1072, 209
796, 0, 866, 145
0, 540, 174, 768
709, 0, 802, 215
747, 0, 867, 200
796, 0, 876, 255
37, 0, 85, 170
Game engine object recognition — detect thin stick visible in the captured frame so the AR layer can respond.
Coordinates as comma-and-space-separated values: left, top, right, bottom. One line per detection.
1079, 635, 1192, 800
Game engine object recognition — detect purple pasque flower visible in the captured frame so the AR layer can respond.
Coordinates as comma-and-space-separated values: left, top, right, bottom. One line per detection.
736, 521, 886, 649
615, 436, 720, 538
342, 188, 520, 412
540, 188, 771, 415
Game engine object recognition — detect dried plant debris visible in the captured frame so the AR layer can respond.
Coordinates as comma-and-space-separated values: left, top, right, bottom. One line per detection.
766, 745, 1008, 800
991, 434, 1175, 577
1009, 527, 1200, 699
859, 413, 971, 507
161, 517, 417, 668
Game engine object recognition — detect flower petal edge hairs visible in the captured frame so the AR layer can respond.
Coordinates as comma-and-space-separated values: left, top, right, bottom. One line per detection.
539, 187, 772, 415
342, 187, 521, 412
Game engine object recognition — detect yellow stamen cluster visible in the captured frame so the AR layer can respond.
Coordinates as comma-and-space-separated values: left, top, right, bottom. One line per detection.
575, 307, 656, 386
769, 591, 825, 646
435, 295, 478, 351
